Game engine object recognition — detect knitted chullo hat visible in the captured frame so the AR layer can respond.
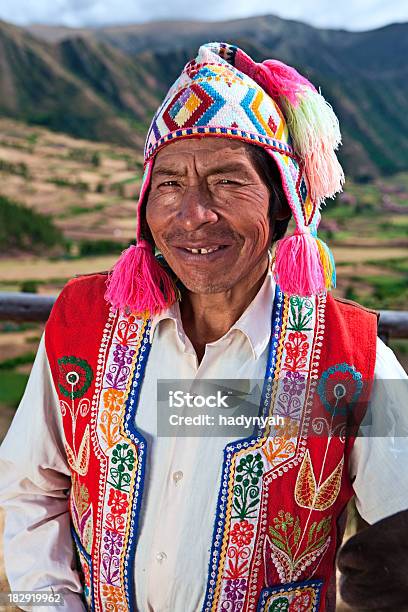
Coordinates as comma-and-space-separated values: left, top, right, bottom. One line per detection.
105, 41, 344, 314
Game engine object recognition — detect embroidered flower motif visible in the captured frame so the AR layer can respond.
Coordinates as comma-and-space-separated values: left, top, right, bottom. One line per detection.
111, 444, 135, 472
236, 453, 263, 486
282, 371, 306, 396
108, 489, 128, 515
291, 590, 313, 611
109, 444, 136, 491
273, 510, 294, 532
112, 344, 136, 367
275, 418, 299, 440
103, 388, 125, 412
269, 596, 289, 611
101, 583, 126, 609
116, 315, 139, 346
224, 577, 247, 602
58, 356, 93, 399
230, 520, 254, 547
105, 513, 125, 534
284, 332, 309, 372
103, 529, 123, 556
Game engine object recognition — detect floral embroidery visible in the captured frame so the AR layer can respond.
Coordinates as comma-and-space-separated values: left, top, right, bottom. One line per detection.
317, 362, 363, 417
100, 388, 125, 449
275, 418, 299, 440
71, 477, 93, 554
108, 444, 136, 492
269, 596, 289, 611
101, 584, 127, 612
284, 332, 309, 372
262, 435, 296, 466
282, 372, 306, 397
273, 510, 295, 532
82, 561, 91, 596
265, 511, 331, 583
222, 577, 247, 610
101, 530, 123, 586
58, 356, 93, 399
225, 539, 252, 580
116, 316, 139, 346
108, 489, 128, 515
230, 520, 254, 547
275, 373, 305, 421
295, 450, 344, 511
65, 424, 90, 476
258, 581, 322, 612
59, 359, 92, 477
287, 296, 314, 332
232, 453, 264, 519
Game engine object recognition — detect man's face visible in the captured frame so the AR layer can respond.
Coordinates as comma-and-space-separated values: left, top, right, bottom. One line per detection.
145, 138, 273, 294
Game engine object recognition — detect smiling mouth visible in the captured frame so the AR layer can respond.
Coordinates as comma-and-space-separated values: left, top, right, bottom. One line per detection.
182, 245, 227, 254
172, 244, 232, 259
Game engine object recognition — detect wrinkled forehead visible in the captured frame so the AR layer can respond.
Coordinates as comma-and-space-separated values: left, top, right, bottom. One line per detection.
152, 137, 258, 178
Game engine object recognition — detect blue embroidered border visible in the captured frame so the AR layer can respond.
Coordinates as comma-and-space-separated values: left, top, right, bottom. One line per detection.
202, 287, 285, 612
122, 322, 152, 610
256, 579, 323, 612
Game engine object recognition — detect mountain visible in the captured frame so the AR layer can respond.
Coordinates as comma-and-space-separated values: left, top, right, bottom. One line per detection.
0, 20, 144, 147
0, 16, 407, 179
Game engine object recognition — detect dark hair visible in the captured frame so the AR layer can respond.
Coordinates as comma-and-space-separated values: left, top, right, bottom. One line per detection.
244, 143, 291, 243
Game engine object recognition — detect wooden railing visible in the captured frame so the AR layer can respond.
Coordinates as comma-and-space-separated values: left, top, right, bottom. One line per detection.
0, 292, 408, 344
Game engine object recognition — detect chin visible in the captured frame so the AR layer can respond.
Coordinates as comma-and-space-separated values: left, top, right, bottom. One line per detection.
182, 279, 238, 295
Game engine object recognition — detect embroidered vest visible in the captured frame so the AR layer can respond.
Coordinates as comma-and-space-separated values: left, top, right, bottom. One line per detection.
45, 273, 378, 612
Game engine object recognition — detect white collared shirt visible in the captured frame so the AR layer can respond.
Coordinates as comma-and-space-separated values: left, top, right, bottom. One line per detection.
0, 272, 407, 612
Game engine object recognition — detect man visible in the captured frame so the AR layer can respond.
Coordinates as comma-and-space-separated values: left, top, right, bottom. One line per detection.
0, 42, 407, 612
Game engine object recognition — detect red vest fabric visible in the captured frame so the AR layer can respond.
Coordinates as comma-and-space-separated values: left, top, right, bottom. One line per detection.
45, 273, 378, 612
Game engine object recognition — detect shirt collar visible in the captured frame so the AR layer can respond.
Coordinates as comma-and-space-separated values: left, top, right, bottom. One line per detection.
148, 267, 275, 361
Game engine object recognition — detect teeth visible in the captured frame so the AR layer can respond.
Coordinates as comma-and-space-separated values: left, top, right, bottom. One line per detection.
185, 246, 221, 254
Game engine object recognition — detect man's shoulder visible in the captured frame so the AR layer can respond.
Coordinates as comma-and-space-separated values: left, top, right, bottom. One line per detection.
333, 296, 379, 316
329, 294, 380, 322
47, 270, 111, 330
63, 270, 109, 297
325, 293, 379, 351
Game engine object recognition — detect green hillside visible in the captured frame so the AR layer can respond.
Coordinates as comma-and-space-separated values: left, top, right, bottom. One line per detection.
0, 16, 405, 181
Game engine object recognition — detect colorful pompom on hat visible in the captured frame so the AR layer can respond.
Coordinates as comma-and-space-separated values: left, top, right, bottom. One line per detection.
105, 41, 344, 314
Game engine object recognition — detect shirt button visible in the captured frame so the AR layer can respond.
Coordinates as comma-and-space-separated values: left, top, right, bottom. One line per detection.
156, 551, 167, 563
172, 470, 183, 484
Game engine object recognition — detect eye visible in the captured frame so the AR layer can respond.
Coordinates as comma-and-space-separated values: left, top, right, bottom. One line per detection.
219, 178, 236, 185
160, 180, 179, 187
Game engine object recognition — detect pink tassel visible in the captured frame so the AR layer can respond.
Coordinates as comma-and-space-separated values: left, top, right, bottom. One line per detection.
273, 231, 326, 296
104, 240, 178, 315
254, 60, 315, 107
252, 59, 344, 204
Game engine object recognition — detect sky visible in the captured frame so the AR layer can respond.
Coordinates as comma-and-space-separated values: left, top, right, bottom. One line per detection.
0, 0, 407, 31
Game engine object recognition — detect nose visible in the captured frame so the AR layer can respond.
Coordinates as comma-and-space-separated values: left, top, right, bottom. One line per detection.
177, 184, 218, 231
